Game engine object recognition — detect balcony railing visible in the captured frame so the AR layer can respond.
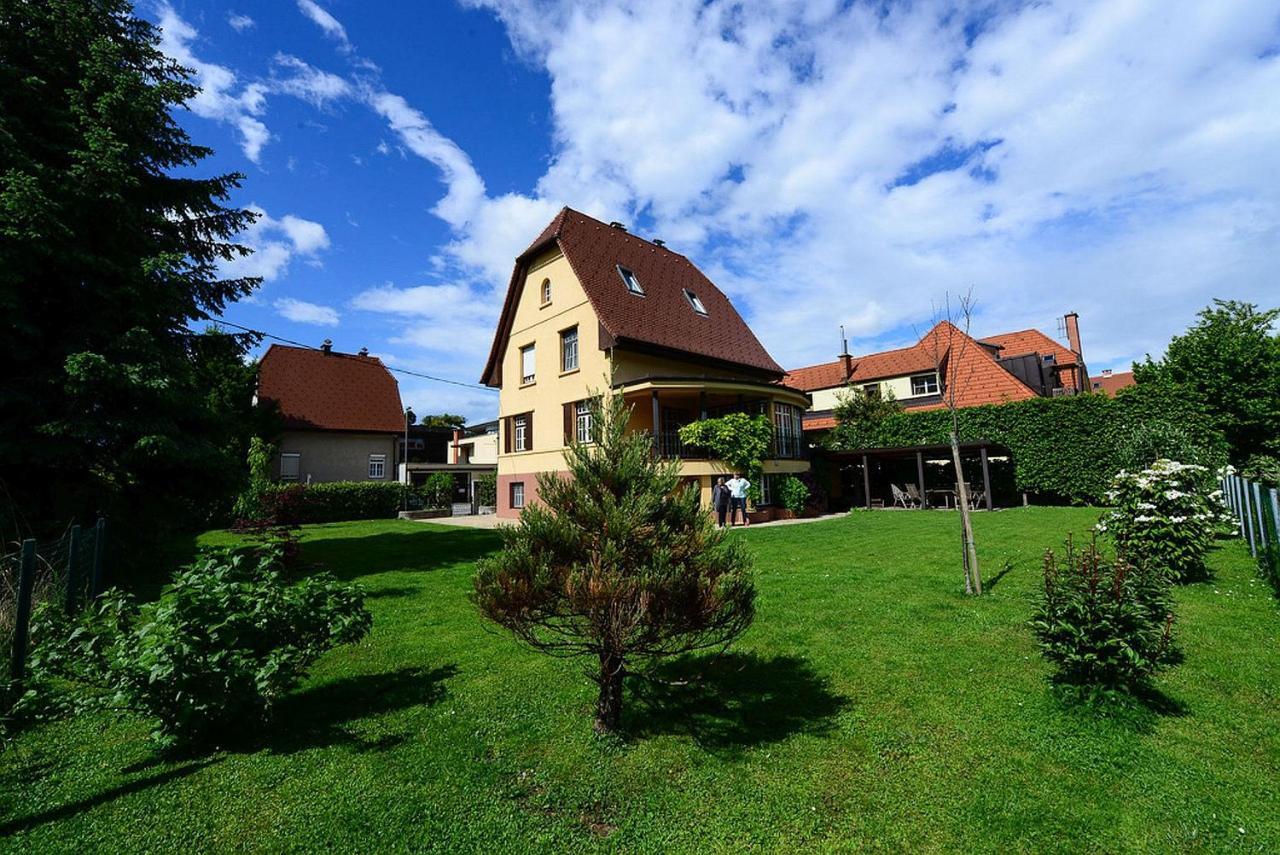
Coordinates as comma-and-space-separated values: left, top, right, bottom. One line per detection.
771, 434, 805, 459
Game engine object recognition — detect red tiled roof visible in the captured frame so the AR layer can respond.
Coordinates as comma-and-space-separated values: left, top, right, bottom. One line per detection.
482, 208, 783, 386
980, 328, 1079, 366
787, 321, 1040, 428
258, 344, 404, 433
1091, 370, 1135, 395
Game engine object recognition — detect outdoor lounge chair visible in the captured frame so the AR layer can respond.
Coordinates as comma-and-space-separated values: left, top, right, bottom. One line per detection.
891, 483, 919, 509
905, 483, 925, 508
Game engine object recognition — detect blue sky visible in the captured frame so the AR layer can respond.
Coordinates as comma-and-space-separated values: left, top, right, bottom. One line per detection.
150, 1, 1280, 423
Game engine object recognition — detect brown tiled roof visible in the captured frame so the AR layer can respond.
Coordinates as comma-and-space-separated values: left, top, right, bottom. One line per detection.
784, 343, 937, 390
1091, 370, 1135, 395
980, 328, 1079, 366
481, 207, 783, 386
258, 344, 404, 433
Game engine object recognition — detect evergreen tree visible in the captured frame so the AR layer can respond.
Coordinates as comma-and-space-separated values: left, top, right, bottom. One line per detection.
0, 0, 260, 539
473, 394, 756, 733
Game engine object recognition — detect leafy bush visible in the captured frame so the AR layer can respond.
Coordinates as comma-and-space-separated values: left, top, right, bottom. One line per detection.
232, 436, 277, 520
257, 481, 404, 524
1031, 537, 1176, 692
678, 413, 774, 504
1098, 459, 1233, 582
774, 475, 810, 514
475, 472, 497, 507
826, 379, 1226, 503
29, 548, 371, 749
417, 472, 454, 509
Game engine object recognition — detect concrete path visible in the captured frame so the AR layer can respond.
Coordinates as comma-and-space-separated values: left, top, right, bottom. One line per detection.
419, 510, 851, 531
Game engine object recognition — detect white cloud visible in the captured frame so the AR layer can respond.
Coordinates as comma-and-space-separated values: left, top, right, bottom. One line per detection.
227, 13, 255, 32
297, 0, 352, 51
221, 206, 331, 282
156, 3, 271, 161
274, 298, 340, 326
351, 282, 501, 359
270, 54, 353, 107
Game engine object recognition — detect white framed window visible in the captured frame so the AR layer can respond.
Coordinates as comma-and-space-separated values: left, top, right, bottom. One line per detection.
862, 383, 880, 399
683, 289, 708, 316
575, 400, 592, 443
910, 373, 939, 395
511, 482, 525, 509
618, 265, 645, 296
520, 343, 536, 384
280, 453, 300, 481
368, 454, 386, 479
560, 323, 581, 371
1042, 354, 1056, 364
540, 278, 551, 305
514, 415, 528, 452
760, 474, 773, 506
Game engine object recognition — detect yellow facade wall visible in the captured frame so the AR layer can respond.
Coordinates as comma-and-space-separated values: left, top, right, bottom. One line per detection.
809, 370, 940, 410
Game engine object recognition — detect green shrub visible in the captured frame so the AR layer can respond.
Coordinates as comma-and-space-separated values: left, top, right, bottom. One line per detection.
475, 472, 497, 507
678, 413, 773, 504
258, 481, 404, 524
29, 548, 371, 749
774, 475, 810, 514
1099, 459, 1233, 582
827, 380, 1226, 503
1031, 537, 1175, 692
418, 472, 454, 509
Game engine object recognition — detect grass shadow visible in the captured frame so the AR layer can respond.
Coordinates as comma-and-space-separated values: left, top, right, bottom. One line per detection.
0, 759, 219, 836
265, 664, 458, 754
300, 527, 501, 583
1050, 679, 1190, 733
625, 652, 847, 754
983, 559, 1016, 592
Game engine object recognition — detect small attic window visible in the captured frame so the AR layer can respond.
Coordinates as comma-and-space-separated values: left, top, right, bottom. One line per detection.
617, 265, 644, 296
540, 278, 551, 305
683, 289, 708, 316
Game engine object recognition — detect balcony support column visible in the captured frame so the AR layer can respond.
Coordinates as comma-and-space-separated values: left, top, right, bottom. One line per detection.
651, 390, 661, 444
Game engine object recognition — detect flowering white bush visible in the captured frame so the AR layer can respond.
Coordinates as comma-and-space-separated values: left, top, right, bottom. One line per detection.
1098, 459, 1234, 582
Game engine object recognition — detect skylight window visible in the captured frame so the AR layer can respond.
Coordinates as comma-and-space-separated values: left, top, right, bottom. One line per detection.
683, 289, 708, 316
617, 266, 644, 296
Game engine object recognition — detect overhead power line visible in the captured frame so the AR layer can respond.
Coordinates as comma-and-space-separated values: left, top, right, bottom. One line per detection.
209, 319, 497, 393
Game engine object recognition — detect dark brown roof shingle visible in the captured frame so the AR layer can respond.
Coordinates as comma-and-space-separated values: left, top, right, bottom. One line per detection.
258, 344, 404, 434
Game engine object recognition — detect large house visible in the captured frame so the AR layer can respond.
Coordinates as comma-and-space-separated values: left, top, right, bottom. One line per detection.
481, 207, 811, 518
257, 342, 405, 483
785, 315, 1090, 432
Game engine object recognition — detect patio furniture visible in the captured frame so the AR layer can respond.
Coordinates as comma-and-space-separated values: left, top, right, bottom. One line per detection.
891, 483, 919, 509
926, 489, 954, 509
906, 483, 925, 507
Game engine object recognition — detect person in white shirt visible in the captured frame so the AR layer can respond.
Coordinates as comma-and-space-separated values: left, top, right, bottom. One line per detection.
725, 473, 752, 527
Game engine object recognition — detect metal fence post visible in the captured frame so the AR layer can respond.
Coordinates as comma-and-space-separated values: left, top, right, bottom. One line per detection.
11, 539, 36, 681
64, 524, 81, 615
90, 517, 107, 597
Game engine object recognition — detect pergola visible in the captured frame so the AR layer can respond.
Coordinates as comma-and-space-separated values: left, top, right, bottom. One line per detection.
825, 440, 1007, 510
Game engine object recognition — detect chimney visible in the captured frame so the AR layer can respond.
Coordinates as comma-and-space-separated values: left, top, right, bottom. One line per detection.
608, 221, 627, 231
1063, 312, 1082, 358
321, 338, 333, 355
839, 325, 854, 379
358, 347, 369, 357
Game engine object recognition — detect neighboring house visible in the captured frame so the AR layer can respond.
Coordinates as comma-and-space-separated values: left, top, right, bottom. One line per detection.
1091, 369, 1136, 395
257, 342, 404, 483
400, 425, 454, 464
451, 420, 499, 465
785, 315, 1090, 432
481, 207, 811, 518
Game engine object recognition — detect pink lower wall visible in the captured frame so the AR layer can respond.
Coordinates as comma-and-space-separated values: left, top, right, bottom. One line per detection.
496, 471, 567, 518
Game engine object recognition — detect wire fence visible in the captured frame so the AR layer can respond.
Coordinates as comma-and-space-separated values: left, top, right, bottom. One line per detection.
1, 519, 107, 682
1220, 473, 1279, 595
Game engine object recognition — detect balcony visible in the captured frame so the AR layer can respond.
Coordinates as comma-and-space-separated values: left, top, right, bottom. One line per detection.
653, 428, 806, 461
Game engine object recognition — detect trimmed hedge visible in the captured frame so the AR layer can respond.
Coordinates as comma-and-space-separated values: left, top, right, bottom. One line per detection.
830, 381, 1227, 503
261, 481, 405, 524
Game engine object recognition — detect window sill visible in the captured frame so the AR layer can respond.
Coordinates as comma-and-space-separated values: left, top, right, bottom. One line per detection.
540, 301, 552, 309
559, 368, 580, 377
519, 380, 536, 388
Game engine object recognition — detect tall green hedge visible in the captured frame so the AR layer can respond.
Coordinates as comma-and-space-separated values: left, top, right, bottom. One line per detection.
261, 482, 405, 524
830, 381, 1227, 503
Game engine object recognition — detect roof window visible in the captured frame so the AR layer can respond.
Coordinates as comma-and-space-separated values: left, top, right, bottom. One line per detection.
683, 289, 708, 316
618, 266, 645, 296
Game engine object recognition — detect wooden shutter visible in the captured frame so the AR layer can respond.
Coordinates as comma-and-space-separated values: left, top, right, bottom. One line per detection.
564, 402, 575, 444
525, 411, 533, 449
503, 417, 512, 454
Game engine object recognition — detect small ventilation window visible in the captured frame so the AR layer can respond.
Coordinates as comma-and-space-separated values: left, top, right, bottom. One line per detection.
683, 289, 708, 316
618, 266, 645, 296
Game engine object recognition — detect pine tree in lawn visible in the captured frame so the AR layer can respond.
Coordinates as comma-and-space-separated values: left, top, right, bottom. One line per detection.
0, 0, 261, 538
473, 394, 756, 733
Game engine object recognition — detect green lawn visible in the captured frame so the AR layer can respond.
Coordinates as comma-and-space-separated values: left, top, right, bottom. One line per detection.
2, 509, 1277, 852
